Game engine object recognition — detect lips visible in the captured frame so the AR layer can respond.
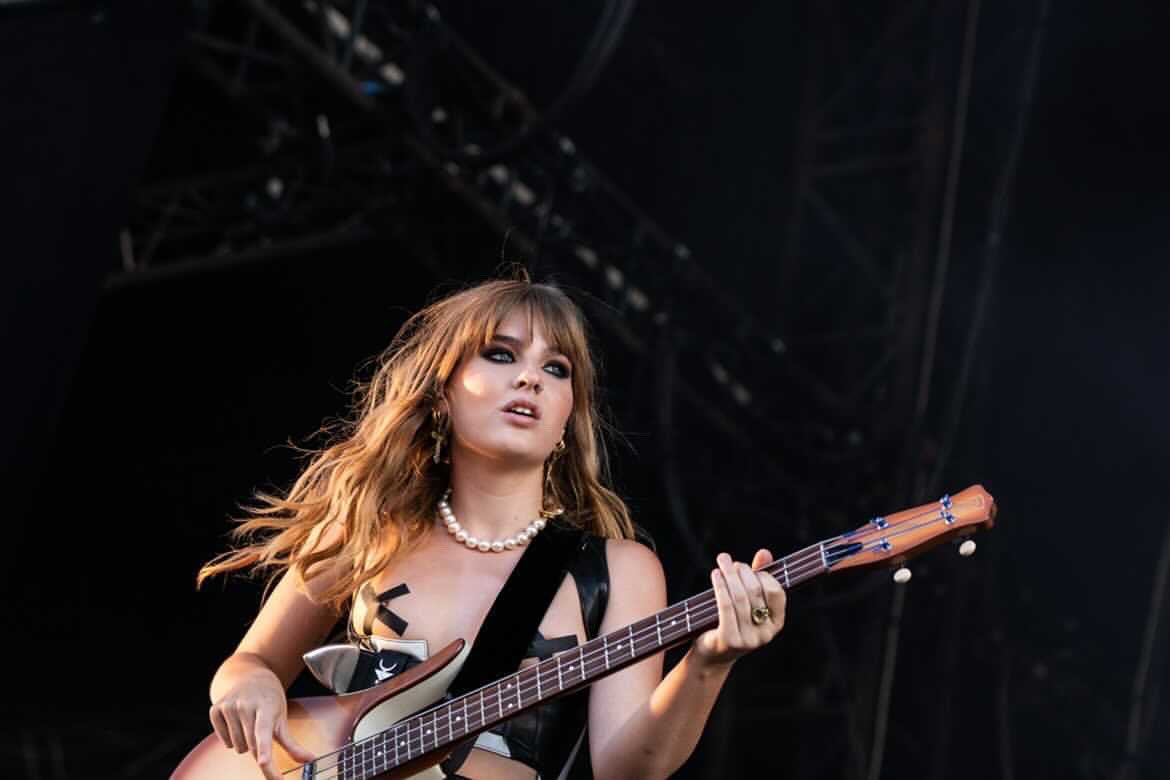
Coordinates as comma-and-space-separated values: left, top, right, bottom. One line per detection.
500, 399, 541, 420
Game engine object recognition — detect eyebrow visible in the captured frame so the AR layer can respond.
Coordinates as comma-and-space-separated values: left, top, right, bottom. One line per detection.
490, 333, 571, 361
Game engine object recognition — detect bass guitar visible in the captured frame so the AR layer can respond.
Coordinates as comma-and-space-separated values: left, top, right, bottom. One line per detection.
173, 484, 996, 779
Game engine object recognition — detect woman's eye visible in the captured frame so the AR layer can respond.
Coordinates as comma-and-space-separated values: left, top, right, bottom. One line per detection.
483, 348, 514, 363
483, 347, 569, 378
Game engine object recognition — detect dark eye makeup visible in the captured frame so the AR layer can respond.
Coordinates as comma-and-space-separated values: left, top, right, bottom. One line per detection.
482, 346, 571, 379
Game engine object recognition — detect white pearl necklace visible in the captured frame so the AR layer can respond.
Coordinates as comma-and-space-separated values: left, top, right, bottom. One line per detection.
437, 491, 547, 553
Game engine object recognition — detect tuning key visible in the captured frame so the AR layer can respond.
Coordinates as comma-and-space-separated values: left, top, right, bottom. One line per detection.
958, 539, 977, 557
893, 567, 912, 584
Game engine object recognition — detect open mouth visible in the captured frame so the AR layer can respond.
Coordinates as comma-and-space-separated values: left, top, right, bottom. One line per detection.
502, 401, 540, 419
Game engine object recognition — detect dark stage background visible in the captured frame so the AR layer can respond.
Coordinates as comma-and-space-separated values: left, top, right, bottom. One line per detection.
3, 1, 1169, 778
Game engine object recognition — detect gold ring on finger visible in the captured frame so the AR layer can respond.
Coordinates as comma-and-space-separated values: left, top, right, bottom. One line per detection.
751, 604, 771, 625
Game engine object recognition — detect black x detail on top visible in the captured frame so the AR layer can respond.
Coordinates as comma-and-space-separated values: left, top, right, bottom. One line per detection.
526, 629, 578, 661
360, 582, 410, 636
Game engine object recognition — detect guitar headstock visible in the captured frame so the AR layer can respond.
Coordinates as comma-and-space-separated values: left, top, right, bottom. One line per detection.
825, 484, 996, 574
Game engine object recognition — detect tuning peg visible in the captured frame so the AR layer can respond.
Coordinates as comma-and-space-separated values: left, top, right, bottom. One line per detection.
958, 539, 977, 557
893, 567, 912, 584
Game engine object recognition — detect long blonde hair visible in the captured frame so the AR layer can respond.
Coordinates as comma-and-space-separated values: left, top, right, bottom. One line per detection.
197, 278, 635, 609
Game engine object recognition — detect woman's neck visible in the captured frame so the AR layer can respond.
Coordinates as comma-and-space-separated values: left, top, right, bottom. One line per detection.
445, 457, 545, 541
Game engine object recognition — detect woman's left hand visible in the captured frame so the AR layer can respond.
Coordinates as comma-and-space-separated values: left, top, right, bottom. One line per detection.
693, 549, 787, 667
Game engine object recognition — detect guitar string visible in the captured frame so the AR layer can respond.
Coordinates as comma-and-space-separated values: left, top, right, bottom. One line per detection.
316, 519, 973, 780
333, 497, 972, 768
303, 501, 980, 778
325, 530, 867, 768
303, 548, 820, 780
342, 498, 968, 764
306, 502, 978, 779
307, 503, 975, 780
302, 573, 819, 780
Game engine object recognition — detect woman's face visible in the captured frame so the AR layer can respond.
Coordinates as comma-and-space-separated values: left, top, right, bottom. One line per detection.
445, 308, 574, 468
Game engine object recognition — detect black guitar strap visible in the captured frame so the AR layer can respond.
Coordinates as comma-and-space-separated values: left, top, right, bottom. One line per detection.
449, 521, 584, 694
440, 521, 585, 775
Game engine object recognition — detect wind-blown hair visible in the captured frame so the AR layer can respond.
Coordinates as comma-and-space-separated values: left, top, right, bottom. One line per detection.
197, 279, 635, 609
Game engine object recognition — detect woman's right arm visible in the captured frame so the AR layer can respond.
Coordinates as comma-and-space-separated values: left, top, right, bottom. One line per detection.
208, 525, 345, 780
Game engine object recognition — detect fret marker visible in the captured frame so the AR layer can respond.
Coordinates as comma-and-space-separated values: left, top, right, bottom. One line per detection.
455, 716, 461, 721
508, 703, 514, 708
671, 619, 677, 626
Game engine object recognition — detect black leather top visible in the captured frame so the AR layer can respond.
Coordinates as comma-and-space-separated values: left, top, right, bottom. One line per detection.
347, 533, 611, 779
482, 532, 610, 778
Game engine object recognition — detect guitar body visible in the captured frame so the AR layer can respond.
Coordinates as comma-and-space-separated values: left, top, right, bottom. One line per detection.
172, 639, 471, 780
173, 486, 997, 780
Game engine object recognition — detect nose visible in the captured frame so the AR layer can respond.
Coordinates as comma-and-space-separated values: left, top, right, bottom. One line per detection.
514, 368, 542, 393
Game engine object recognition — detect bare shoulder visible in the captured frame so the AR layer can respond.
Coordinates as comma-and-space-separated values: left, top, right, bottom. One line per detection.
600, 538, 666, 628
296, 519, 347, 603
604, 537, 665, 582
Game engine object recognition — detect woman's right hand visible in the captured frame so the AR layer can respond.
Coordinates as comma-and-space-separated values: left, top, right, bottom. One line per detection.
208, 667, 316, 780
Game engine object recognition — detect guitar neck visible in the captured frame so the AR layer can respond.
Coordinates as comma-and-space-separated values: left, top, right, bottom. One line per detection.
332, 539, 846, 777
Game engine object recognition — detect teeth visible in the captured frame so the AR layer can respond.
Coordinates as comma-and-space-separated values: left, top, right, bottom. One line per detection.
508, 407, 534, 417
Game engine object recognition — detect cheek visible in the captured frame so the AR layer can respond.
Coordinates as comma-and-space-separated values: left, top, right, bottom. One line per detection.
551, 387, 574, 427
451, 356, 504, 403
445, 367, 491, 430
458, 371, 488, 397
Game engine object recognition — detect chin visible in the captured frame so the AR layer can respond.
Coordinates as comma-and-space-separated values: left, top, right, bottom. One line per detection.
495, 445, 548, 466
462, 438, 548, 467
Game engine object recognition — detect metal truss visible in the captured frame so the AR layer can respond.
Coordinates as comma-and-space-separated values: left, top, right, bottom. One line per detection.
734, 0, 972, 758
772, 3, 1052, 780
121, 0, 847, 503
778, 0, 961, 464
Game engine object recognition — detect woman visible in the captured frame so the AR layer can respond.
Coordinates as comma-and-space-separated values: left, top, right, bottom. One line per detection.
198, 277, 787, 779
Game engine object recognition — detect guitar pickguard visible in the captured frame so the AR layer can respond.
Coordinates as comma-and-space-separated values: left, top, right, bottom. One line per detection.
304, 637, 430, 693
349, 639, 470, 778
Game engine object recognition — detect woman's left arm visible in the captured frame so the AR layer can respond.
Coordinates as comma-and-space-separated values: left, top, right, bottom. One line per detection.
587, 540, 787, 780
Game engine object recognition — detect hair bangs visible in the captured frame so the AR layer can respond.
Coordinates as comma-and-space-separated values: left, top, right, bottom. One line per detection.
526, 286, 591, 368
457, 284, 591, 379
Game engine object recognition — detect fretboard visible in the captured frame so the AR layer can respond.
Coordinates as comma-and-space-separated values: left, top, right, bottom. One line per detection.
321, 538, 858, 779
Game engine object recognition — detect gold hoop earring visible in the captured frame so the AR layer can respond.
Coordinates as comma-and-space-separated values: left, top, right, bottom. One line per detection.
431, 407, 448, 464
540, 438, 567, 519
